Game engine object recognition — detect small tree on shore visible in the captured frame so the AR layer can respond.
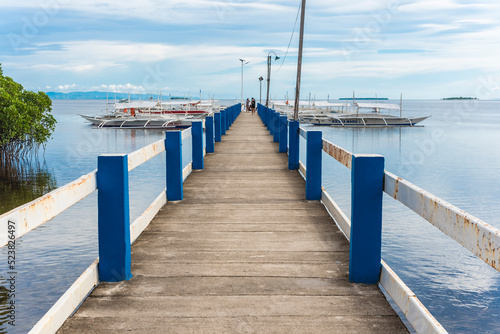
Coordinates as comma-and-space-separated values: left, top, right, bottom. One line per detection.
0, 64, 56, 161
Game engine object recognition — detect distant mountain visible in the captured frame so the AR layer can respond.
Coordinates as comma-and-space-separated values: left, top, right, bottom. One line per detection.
46, 91, 187, 100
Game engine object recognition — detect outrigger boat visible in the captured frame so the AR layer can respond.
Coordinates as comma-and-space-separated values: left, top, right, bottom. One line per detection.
113, 99, 219, 117
302, 102, 430, 127
80, 99, 218, 129
271, 100, 350, 121
80, 114, 196, 129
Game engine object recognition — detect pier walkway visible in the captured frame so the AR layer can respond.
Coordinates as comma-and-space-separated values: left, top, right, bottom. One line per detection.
58, 112, 408, 333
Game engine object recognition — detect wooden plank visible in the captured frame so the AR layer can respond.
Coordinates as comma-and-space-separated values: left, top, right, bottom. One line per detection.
58, 111, 410, 334
322, 138, 352, 169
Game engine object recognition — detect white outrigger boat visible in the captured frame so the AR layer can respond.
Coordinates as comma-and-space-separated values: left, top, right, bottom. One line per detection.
302, 102, 430, 127
271, 100, 350, 120
80, 98, 218, 129
80, 114, 196, 129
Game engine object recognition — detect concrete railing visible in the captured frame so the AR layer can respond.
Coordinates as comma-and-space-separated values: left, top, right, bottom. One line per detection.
257, 103, 453, 334
0, 104, 242, 334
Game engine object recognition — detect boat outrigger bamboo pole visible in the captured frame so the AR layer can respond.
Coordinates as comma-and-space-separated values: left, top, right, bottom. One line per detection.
293, 0, 306, 121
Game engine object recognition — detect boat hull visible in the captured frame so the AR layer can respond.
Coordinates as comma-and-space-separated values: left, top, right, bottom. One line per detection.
80, 115, 194, 129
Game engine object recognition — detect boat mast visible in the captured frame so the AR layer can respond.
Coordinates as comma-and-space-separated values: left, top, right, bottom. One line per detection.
293, 0, 306, 121
400, 92, 403, 117
353, 91, 357, 115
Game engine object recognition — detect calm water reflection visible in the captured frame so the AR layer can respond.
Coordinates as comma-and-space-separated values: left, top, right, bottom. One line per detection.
0, 100, 499, 333
318, 100, 500, 333
0, 160, 57, 215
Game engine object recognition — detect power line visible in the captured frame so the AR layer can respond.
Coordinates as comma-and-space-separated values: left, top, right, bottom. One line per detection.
276, 0, 302, 72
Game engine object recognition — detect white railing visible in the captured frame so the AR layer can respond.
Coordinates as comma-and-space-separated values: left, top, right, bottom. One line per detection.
0, 171, 97, 248
297, 125, 448, 333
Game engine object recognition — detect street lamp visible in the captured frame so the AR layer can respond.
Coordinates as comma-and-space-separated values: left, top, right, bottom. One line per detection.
265, 51, 280, 107
239, 58, 249, 110
258, 76, 264, 104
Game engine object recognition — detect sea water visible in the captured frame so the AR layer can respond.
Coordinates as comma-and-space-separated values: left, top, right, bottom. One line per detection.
0, 99, 499, 333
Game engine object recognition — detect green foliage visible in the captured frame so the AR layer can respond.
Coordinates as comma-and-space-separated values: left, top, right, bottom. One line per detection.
0, 64, 56, 155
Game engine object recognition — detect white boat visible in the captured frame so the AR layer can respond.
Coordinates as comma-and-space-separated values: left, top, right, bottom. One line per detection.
304, 102, 430, 127
271, 100, 350, 121
79, 114, 196, 129
80, 98, 218, 129
112, 99, 218, 117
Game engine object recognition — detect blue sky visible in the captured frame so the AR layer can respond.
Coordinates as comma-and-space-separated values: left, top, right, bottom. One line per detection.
1, 0, 500, 99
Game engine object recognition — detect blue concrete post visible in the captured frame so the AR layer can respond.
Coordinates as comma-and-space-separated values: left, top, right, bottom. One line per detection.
221, 109, 227, 135
279, 115, 288, 153
349, 154, 385, 284
214, 112, 222, 142
224, 108, 229, 130
192, 121, 204, 169
273, 112, 280, 143
166, 131, 183, 201
288, 120, 300, 170
266, 108, 271, 131
206, 116, 214, 153
305, 130, 322, 200
97, 154, 132, 282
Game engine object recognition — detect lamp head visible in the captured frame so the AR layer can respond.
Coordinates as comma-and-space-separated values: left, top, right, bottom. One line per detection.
274, 56, 280, 61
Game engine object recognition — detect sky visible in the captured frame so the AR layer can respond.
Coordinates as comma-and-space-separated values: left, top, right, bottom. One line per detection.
1, 0, 500, 100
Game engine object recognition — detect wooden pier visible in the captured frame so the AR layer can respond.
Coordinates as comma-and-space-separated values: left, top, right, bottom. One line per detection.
58, 111, 408, 333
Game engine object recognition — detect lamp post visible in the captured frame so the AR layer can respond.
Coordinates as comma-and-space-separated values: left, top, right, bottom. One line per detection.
239, 58, 249, 111
258, 76, 263, 104
265, 51, 280, 107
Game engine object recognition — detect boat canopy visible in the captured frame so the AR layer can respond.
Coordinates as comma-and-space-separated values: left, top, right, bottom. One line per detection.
114, 101, 159, 109
272, 100, 349, 108
313, 101, 350, 108
355, 102, 400, 110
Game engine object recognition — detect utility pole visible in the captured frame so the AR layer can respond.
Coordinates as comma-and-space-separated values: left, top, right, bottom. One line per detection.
265, 51, 280, 108
293, 0, 306, 121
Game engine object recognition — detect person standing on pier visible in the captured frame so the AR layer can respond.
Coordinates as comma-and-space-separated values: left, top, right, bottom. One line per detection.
246, 98, 250, 112
250, 97, 256, 115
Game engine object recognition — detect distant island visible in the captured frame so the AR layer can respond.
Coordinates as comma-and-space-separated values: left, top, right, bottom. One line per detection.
46, 91, 190, 100
339, 97, 388, 100
442, 97, 478, 100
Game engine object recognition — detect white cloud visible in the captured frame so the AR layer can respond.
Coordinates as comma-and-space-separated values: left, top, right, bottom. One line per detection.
2, 0, 500, 98
0, 0, 294, 25
56, 83, 77, 90
90, 83, 149, 93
